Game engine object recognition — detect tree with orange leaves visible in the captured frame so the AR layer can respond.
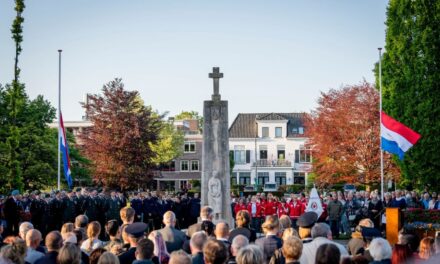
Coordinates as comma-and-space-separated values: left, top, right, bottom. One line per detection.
305, 81, 398, 188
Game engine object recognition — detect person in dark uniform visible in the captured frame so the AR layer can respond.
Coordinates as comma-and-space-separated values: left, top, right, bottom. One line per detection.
61, 191, 77, 224
106, 191, 122, 222
4, 190, 22, 236
49, 191, 63, 231
171, 197, 183, 229
189, 193, 201, 226
119, 222, 148, 264
30, 192, 44, 232
131, 192, 143, 222
143, 193, 155, 232
40, 194, 52, 237
83, 189, 99, 222
75, 188, 86, 216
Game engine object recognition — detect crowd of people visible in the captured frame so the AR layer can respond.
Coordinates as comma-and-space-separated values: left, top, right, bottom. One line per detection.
0, 187, 438, 264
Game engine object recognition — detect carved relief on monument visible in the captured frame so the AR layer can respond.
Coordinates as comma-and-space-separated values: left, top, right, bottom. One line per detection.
208, 171, 222, 219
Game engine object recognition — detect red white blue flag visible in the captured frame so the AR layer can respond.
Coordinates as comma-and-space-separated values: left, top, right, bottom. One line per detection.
60, 112, 73, 188
381, 111, 421, 160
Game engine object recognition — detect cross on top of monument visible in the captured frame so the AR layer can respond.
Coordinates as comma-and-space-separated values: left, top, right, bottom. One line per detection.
209, 67, 223, 101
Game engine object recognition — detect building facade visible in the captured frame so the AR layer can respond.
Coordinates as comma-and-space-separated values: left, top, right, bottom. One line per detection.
228, 113, 311, 188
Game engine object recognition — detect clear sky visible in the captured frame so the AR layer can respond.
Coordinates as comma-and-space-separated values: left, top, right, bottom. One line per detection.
0, 0, 388, 122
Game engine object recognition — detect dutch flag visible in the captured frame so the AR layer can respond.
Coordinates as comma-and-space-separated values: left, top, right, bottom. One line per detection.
60, 112, 73, 188
381, 111, 421, 160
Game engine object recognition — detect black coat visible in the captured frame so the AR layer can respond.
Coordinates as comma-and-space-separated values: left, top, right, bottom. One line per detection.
35, 251, 58, 264
4, 197, 20, 221
118, 247, 136, 264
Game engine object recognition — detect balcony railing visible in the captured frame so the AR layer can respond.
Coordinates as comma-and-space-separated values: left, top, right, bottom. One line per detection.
252, 159, 292, 167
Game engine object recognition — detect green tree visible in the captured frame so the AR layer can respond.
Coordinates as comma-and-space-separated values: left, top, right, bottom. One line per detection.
149, 121, 184, 165
376, 0, 440, 190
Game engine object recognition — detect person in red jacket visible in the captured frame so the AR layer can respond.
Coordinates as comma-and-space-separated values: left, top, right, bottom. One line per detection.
234, 198, 248, 215
289, 194, 305, 228
277, 199, 289, 218
263, 195, 278, 217
247, 196, 263, 231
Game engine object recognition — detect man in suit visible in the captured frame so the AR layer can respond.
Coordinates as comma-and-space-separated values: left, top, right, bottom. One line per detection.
190, 231, 207, 264
157, 211, 187, 253
35, 231, 63, 264
188, 206, 214, 238
4, 190, 22, 236
119, 222, 148, 264
215, 221, 231, 250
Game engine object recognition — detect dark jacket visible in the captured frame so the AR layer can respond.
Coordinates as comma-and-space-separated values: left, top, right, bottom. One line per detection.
158, 226, 187, 253
229, 227, 257, 243
133, 260, 155, 264
35, 251, 58, 264
118, 247, 136, 264
255, 235, 283, 261
192, 252, 205, 264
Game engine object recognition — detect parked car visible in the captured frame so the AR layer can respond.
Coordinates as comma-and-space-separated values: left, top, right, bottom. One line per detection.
343, 184, 356, 192
263, 182, 278, 192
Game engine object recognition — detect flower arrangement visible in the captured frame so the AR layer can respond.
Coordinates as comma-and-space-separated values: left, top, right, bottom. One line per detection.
404, 209, 440, 232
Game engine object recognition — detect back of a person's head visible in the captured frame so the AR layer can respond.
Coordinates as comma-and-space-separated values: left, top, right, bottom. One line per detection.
75, 214, 89, 228
25, 229, 42, 247
190, 231, 208, 252
215, 221, 229, 239
87, 221, 101, 240
419, 236, 435, 260
279, 215, 292, 230
262, 215, 280, 233
57, 243, 81, 264
136, 238, 154, 260
391, 244, 411, 264
89, 248, 107, 264
97, 252, 120, 264
163, 211, 176, 226
311, 223, 331, 239
315, 243, 341, 264
19, 221, 33, 239
369, 238, 392, 261
236, 245, 264, 264
0, 238, 27, 264
169, 250, 192, 264
235, 210, 250, 227
105, 220, 120, 237
72, 229, 84, 246
200, 206, 214, 220
231, 235, 249, 256
298, 227, 311, 239
120, 207, 135, 223
203, 239, 228, 264
61, 222, 74, 235
201, 221, 215, 236
46, 231, 63, 251
282, 227, 299, 241
282, 236, 303, 261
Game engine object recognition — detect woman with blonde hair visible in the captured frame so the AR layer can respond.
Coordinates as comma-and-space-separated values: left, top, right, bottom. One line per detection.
61, 222, 75, 240
148, 231, 170, 264
419, 236, 435, 260
255, 215, 282, 262
269, 227, 300, 264
81, 221, 103, 255
228, 210, 257, 243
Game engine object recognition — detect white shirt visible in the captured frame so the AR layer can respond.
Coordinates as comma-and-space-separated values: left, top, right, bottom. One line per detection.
81, 238, 103, 255
251, 203, 257, 215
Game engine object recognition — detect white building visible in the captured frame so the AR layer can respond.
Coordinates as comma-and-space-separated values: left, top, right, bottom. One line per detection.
228, 113, 312, 187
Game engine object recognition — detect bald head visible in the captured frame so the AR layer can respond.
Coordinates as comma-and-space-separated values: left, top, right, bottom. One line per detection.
26, 229, 42, 249
231, 235, 249, 256
215, 221, 229, 240
45, 231, 63, 252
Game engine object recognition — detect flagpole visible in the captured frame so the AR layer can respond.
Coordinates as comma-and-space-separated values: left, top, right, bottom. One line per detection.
58, 49, 62, 191
378, 47, 384, 200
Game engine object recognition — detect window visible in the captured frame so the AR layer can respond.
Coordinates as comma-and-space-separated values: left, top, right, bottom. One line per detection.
191, 160, 199, 171
298, 127, 304, 134
257, 172, 270, 185
275, 172, 287, 185
184, 142, 196, 153
234, 146, 246, 164
239, 172, 251, 185
275, 127, 282, 138
231, 172, 238, 186
295, 146, 311, 163
262, 127, 269, 137
294, 172, 305, 184
180, 160, 189, 171
259, 145, 268, 159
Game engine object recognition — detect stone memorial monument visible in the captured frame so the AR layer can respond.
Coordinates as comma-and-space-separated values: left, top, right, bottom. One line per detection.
201, 67, 233, 226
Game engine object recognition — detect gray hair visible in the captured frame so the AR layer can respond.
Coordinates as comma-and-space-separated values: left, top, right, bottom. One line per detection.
231, 235, 249, 256
369, 238, 392, 261
75, 215, 89, 228
200, 206, 214, 220
190, 231, 207, 251
236, 245, 264, 264
19, 222, 34, 239
311, 223, 331, 239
